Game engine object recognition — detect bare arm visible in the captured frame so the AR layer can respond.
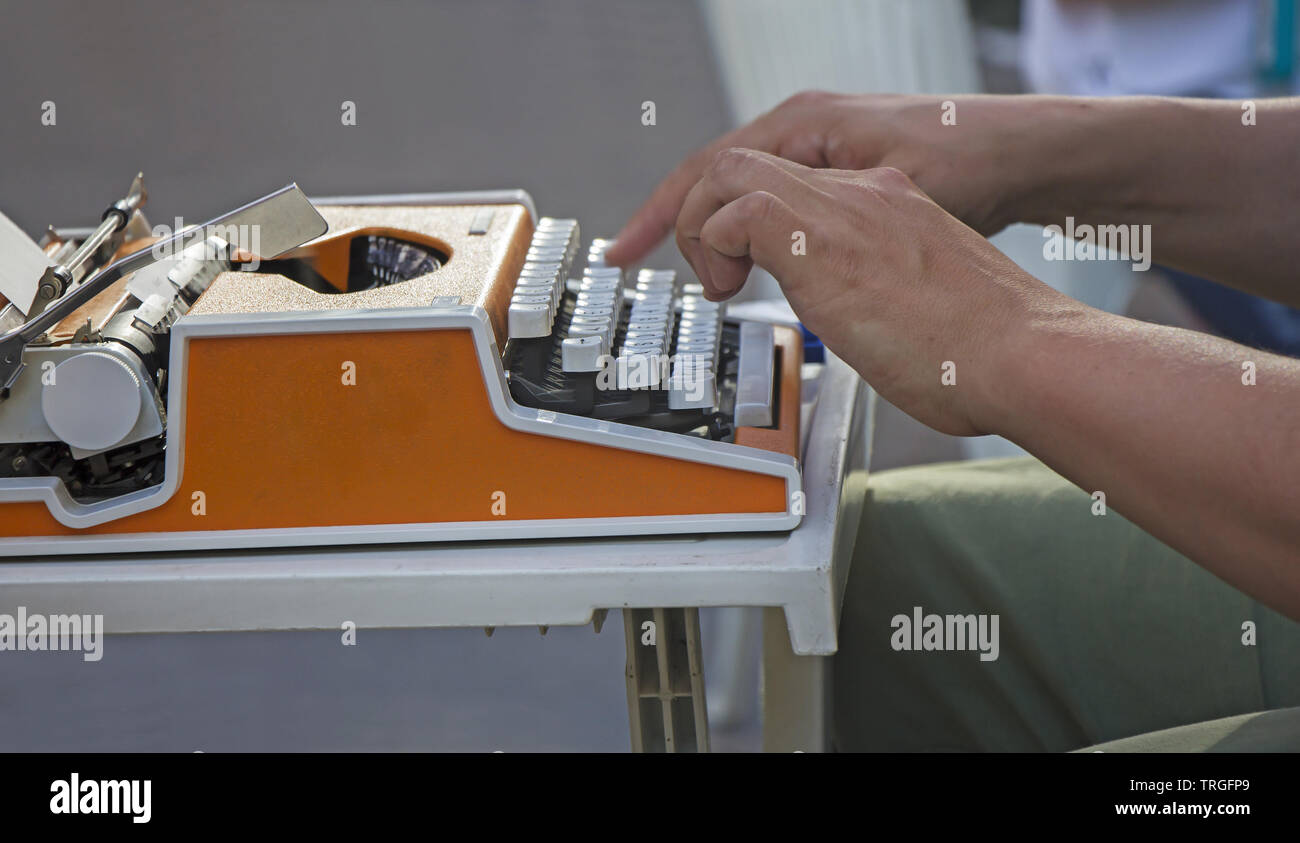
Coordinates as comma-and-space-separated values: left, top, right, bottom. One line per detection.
989, 305, 1300, 619
637, 139, 1300, 621
1011, 95, 1300, 306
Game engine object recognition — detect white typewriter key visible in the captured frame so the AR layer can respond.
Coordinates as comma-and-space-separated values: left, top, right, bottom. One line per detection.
561, 335, 604, 372
568, 325, 611, 355
676, 350, 716, 365
668, 369, 717, 410
511, 293, 552, 310
519, 275, 560, 295
567, 321, 606, 339
620, 354, 664, 388
623, 334, 664, 347
514, 277, 557, 294
572, 310, 613, 323
576, 291, 616, 306
630, 307, 669, 321
681, 282, 706, 296
519, 277, 560, 295
515, 276, 559, 296
569, 317, 611, 333
623, 327, 665, 339
678, 325, 719, 341
509, 302, 553, 338
579, 278, 620, 293
521, 286, 561, 310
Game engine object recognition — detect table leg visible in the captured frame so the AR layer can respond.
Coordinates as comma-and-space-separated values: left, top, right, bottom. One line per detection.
623, 607, 710, 752
761, 606, 832, 752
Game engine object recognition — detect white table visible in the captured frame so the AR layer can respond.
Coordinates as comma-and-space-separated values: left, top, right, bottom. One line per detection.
0, 355, 873, 752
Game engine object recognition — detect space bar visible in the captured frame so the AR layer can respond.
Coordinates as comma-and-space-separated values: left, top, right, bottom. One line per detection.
734, 321, 775, 428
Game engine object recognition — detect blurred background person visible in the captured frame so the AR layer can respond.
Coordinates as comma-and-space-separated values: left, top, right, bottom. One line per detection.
1021, 0, 1300, 360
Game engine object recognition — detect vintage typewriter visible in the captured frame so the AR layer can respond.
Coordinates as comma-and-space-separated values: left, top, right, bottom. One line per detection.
0, 177, 802, 555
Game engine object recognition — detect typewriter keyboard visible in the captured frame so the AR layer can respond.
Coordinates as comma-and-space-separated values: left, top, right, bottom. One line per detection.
504, 218, 774, 441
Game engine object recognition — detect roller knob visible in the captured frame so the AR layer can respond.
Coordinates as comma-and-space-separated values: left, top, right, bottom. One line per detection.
41, 352, 142, 451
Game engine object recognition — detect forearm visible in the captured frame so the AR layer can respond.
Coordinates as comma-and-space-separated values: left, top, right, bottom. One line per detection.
982, 301, 1300, 619
1007, 96, 1300, 306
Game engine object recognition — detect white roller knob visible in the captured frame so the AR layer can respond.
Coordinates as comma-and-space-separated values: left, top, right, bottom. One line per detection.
41, 352, 142, 451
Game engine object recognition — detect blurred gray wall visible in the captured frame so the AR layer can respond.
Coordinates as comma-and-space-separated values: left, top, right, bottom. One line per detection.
0, 0, 728, 276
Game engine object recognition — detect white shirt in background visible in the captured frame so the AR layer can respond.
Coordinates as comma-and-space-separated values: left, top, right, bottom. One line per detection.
1021, 0, 1263, 96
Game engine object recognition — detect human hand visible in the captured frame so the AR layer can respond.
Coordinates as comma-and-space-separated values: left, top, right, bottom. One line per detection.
673, 148, 1073, 437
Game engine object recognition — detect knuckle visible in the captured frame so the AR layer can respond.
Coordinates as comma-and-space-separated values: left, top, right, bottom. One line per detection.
737, 190, 778, 219
868, 166, 912, 189
708, 146, 756, 179
781, 89, 832, 110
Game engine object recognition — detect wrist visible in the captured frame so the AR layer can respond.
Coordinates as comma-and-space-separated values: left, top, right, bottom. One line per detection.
968, 283, 1102, 440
